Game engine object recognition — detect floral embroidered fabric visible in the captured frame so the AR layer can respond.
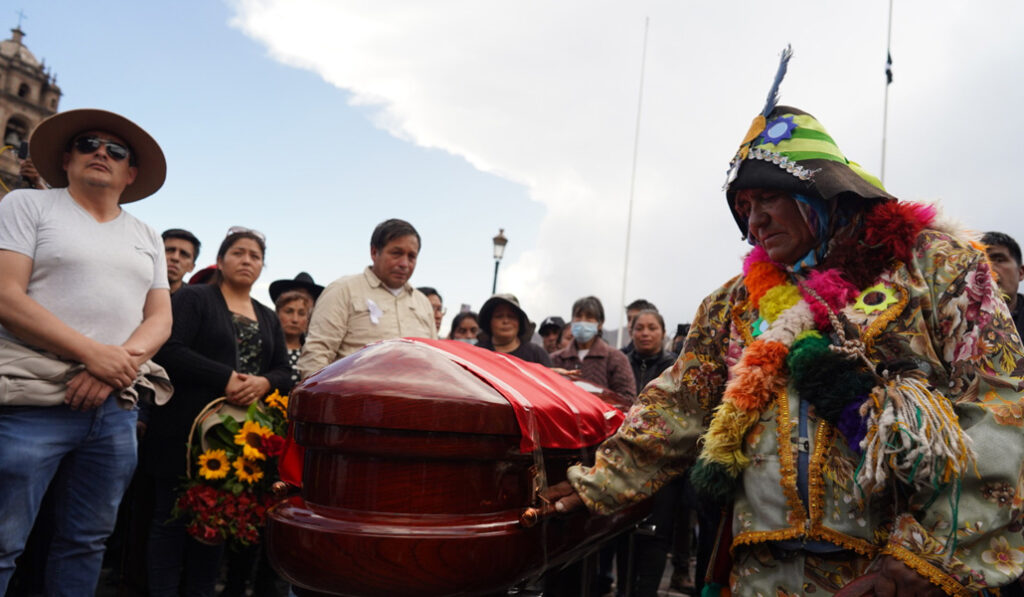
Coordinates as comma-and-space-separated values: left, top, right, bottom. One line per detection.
568, 224, 1024, 595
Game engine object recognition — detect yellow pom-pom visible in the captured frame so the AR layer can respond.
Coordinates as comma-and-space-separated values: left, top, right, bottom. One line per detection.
759, 283, 801, 322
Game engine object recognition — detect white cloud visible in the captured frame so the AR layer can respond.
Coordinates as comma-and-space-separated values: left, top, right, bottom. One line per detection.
229, 0, 1024, 333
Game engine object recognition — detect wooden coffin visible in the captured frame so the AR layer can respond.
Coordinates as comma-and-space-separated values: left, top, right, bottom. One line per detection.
267, 338, 650, 597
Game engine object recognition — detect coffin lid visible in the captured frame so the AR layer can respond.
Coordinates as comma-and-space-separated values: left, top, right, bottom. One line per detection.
291, 338, 625, 452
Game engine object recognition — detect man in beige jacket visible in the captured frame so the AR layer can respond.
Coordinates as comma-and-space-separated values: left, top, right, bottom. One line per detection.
297, 218, 437, 379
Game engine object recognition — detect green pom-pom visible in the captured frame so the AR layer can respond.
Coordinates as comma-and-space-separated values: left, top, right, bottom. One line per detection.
690, 460, 738, 503
786, 333, 831, 370
786, 332, 876, 425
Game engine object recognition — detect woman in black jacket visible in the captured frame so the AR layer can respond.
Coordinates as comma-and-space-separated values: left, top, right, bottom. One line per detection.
627, 309, 678, 393
612, 309, 681, 597
144, 228, 293, 597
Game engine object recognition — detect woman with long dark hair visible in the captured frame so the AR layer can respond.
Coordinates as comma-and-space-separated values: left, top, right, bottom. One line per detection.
143, 227, 293, 597
448, 311, 480, 344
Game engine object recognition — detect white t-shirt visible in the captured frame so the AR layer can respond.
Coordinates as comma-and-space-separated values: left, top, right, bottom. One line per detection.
0, 188, 168, 347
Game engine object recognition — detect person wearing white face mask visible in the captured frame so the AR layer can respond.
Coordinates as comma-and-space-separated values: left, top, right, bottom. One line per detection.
551, 296, 635, 400
448, 311, 481, 345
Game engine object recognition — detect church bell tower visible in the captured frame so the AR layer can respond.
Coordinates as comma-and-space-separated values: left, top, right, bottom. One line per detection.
0, 24, 61, 196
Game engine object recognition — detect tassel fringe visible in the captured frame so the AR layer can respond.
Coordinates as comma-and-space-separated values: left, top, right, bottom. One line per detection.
857, 375, 977, 497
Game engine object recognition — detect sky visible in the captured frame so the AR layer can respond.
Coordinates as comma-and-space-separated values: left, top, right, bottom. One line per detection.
9, 1, 1024, 339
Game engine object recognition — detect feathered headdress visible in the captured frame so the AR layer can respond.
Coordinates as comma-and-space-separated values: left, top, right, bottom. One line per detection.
722, 46, 895, 236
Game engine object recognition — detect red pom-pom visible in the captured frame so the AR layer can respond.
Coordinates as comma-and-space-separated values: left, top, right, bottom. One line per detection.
864, 202, 935, 262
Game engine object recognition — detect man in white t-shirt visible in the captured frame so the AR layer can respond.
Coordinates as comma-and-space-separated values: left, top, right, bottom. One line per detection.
0, 109, 172, 595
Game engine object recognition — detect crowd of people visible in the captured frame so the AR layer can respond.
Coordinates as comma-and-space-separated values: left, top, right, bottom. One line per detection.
4, 48, 1024, 597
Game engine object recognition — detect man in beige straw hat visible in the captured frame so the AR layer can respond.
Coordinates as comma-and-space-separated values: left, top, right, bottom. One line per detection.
0, 109, 172, 595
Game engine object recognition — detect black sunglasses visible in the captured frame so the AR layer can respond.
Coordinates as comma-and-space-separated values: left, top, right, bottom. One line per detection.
71, 135, 132, 162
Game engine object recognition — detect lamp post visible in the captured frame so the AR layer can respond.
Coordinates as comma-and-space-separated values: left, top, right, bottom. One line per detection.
491, 228, 508, 295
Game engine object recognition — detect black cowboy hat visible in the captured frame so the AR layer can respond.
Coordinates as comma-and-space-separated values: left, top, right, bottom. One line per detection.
269, 272, 324, 305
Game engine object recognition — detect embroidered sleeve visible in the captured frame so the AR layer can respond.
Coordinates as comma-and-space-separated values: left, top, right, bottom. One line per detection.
885, 231, 1024, 593
567, 278, 736, 514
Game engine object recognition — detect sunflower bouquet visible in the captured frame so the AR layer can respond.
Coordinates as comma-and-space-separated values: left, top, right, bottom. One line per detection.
173, 389, 289, 546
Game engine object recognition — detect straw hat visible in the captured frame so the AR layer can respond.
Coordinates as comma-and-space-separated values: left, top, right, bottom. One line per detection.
29, 108, 166, 203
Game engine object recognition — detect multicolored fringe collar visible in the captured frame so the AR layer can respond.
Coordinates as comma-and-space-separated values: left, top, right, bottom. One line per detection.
691, 201, 976, 503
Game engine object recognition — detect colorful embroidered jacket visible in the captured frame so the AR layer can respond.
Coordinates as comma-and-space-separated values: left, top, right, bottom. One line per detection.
568, 228, 1024, 595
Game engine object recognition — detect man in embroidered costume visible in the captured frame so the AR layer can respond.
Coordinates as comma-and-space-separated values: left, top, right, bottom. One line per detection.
546, 48, 1024, 596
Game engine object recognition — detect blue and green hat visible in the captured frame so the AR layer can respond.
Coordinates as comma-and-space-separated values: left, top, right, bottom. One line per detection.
723, 48, 895, 235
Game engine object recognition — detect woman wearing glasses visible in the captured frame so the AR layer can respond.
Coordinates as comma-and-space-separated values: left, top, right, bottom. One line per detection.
142, 227, 293, 597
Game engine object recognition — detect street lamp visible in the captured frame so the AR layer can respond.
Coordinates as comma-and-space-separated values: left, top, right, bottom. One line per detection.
491, 228, 508, 295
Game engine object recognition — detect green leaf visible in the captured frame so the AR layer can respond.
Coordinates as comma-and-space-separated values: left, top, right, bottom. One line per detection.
214, 426, 236, 448
220, 415, 241, 434
252, 408, 274, 428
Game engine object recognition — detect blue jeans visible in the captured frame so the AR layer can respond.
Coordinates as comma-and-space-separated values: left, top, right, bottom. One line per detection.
0, 396, 138, 597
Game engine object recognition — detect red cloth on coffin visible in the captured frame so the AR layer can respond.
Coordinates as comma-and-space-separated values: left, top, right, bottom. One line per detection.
409, 338, 625, 452
278, 337, 626, 486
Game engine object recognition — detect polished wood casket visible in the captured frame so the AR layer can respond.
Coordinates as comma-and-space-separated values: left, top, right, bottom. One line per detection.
267, 338, 650, 596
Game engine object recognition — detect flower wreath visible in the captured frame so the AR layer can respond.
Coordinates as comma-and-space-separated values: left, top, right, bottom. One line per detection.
690, 201, 977, 503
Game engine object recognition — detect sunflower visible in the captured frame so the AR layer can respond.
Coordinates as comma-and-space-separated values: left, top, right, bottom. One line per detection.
234, 420, 273, 460
265, 390, 289, 418
197, 449, 230, 480
233, 457, 264, 484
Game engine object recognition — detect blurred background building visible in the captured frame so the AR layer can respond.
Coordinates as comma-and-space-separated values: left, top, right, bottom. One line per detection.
0, 25, 61, 196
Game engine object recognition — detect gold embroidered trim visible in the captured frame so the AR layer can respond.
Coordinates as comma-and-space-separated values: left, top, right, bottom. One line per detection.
808, 525, 879, 557
804, 422, 881, 556
882, 544, 972, 597
862, 271, 909, 349
732, 526, 881, 558
775, 388, 807, 522
732, 300, 755, 346
807, 421, 831, 527
731, 528, 804, 553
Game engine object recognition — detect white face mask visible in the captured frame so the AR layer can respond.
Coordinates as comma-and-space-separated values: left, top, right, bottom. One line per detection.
455, 338, 478, 346
571, 321, 599, 343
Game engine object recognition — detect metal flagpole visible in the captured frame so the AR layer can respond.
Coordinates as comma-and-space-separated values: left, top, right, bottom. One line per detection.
616, 17, 649, 350
881, 0, 894, 184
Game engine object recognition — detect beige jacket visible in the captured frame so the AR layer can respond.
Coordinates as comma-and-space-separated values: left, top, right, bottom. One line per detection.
0, 338, 173, 409
297, 267, 438, 378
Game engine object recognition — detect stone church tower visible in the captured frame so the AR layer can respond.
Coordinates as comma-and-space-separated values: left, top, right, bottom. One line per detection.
0, 26, 60, 196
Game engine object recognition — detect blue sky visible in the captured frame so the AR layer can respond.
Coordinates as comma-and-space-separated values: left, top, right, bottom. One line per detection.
15, 1, 540, 320
12, 1, 1024, 338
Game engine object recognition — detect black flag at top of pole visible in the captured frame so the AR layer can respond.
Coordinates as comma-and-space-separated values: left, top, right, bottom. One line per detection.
886, 52, 893, 84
